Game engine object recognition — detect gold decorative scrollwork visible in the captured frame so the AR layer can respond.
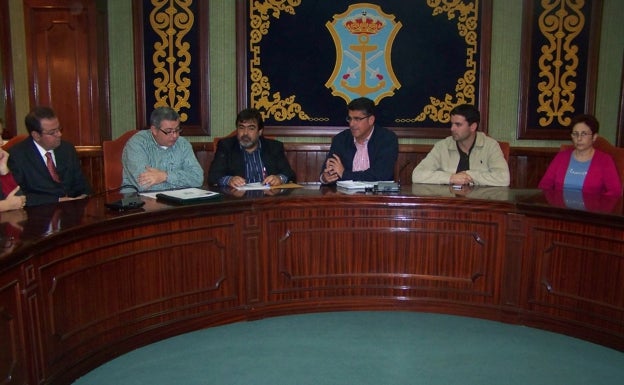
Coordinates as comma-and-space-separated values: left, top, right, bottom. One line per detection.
535, 0, 584, 127
398, 0, 479, 124
249, 0, 480, 126
249, 0, 318, 122
149, 0, 194, 122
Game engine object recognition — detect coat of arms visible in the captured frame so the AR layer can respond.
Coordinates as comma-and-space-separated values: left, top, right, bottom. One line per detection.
325, 4, 402, 104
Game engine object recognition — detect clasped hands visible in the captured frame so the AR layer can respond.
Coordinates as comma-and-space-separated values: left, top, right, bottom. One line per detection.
449, 171, 473, 186
321, 154, 344, 183
138, 166, 167, 189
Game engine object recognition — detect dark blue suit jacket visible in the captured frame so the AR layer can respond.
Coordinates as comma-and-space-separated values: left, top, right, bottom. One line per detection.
207, 136, 296, 186
8, 137, 91, 206
322, 125, 398, 182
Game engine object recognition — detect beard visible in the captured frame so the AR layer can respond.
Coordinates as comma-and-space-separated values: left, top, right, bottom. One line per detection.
239, 136, 257, 149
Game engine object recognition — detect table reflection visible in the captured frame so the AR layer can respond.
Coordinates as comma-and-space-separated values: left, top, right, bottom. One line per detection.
0, 209, 27, 256
20, 198, 89, 239
541, 189, 622, 213
410, 184, 512, 201
218, 186, 293, 198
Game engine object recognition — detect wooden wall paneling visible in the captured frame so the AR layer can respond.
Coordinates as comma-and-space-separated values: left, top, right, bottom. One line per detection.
508, 147, 558, 188
260, 201, 508, 314
0, 275, 29, 385
0, 0, 16, 139
23, 263, 45, 383
501, 213, 526, 310
34, 211, 246, 384
283, 143, 330, 183
618, 52, 624, 147
521, 215, 624, 346
396, 144, 431, 185
76, 146, 104, 194
191, 142, 215, 186
4, 188, 624, 384
94, 0, 111, 142
23, 0, 108, 146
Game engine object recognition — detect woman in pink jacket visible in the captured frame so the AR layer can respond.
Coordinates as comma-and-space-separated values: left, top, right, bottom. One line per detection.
538, 114, 622, 196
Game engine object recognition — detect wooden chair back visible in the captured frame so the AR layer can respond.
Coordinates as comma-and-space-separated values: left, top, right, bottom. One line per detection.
497, 141, 510, 162
212, 130, 237, 150
1, 134, 28, 150
102, 130, 138, 191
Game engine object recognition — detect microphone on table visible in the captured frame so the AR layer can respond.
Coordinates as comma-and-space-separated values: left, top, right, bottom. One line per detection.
105, 185, 145, 211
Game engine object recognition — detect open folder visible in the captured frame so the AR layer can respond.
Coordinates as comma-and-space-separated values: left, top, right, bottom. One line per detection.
155, 188, 221, 205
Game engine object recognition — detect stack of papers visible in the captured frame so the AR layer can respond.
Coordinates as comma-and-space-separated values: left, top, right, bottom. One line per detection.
336, 180, 399, 194
336, 180, 375, 190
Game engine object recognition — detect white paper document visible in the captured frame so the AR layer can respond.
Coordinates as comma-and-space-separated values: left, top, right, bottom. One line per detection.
234, 182, 271, 191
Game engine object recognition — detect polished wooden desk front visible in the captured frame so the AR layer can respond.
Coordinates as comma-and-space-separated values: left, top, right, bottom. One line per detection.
1, 185, 623, 384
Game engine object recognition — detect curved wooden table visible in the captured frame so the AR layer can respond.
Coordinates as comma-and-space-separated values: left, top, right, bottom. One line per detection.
1, 185, 623, 384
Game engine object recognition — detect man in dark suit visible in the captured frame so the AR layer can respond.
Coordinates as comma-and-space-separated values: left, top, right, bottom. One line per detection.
207, 108, 295, 187
320, 97, 398, 184
8, 106, 91, 206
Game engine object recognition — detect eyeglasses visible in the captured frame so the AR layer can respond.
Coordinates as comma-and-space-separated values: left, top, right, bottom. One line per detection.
571, 131, 592, 138
158, 127, 183, 136
41, 127, 63, 136
346, 115, 370, 123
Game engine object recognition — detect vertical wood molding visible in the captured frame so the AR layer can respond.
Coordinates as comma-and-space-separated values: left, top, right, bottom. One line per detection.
618, 52, 624, 147
0, 0, 16, 138
22, 0, 108, 145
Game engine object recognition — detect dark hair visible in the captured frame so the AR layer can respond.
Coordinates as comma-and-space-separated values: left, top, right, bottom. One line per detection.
150, 106, 180, 128
569, 114, 599, 134
25, 106, 57, 134
348, 97, 376, 116
236, 108, 264, 130
450, 104, 480, 126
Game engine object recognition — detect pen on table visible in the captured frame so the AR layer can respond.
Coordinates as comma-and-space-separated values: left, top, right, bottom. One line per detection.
262, 167, 270, 188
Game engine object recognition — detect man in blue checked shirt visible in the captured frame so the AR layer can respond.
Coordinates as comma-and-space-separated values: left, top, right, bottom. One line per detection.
122, 107, 204, 192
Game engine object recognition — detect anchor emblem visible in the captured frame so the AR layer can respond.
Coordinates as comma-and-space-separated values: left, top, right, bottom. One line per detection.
341, 34, 385, 95
326, 5, 402, 104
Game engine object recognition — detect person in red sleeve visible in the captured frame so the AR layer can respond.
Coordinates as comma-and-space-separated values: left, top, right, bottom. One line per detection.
0, 148, 26, 211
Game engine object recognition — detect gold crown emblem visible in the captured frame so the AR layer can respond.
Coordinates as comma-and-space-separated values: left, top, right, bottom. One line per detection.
344, 11, 384, 35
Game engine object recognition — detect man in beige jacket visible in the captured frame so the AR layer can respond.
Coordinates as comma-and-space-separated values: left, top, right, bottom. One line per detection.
411, 104, 510, 186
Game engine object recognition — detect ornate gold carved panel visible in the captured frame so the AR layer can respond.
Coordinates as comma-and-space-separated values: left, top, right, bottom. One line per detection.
133, 0, 210, 136
518, 0, 602, 140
